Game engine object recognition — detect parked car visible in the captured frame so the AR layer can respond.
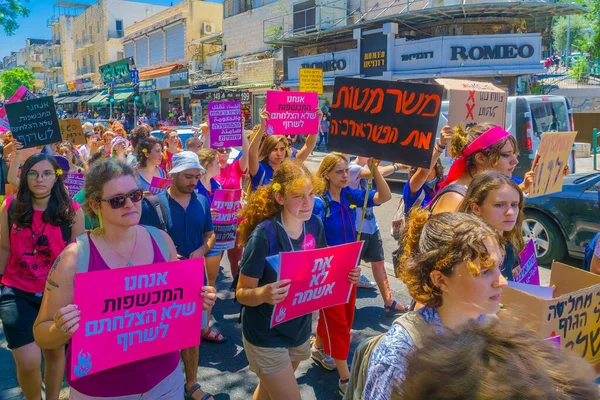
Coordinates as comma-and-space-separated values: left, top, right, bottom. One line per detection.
385, 95, 576, 182
522, 172, 600, 265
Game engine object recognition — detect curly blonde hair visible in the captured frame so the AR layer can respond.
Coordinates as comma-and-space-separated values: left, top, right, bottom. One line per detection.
238, 159, 324, 246
450, 123, 519, 172
397, 209, 502, 308
458, 170, 525, 253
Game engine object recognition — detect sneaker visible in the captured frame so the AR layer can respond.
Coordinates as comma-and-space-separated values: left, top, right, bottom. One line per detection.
338, 379, 349, 396
356, 274, 377, 290
311, 343, 336, 370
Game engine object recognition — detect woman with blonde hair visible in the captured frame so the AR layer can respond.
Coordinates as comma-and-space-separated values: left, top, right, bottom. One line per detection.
458, 170, 525, 281
236, 160, 331, 400
363, 210, 507, 400
312, 152, 390, 396
248, 107, 320, 191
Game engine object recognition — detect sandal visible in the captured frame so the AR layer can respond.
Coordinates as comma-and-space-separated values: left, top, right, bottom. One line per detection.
185, 383, 214, 400
201, 327, 226, 343
384, 300, 409, 317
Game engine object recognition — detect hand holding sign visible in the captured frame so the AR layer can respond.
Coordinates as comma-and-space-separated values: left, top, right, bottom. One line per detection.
53, 304, 81, 336
262, 279, 292, 305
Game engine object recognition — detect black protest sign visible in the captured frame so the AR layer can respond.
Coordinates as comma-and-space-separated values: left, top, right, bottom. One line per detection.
5, 96, 62, 149
328, 77, 443, 168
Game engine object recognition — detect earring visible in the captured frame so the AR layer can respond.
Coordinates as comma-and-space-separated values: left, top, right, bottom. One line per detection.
97, 207, 104, 235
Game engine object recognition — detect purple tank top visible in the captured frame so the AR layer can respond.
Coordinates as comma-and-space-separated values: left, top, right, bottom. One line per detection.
65, 229, 180, 397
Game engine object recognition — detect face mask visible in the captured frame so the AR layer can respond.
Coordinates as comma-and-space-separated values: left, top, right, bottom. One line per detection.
425, 177, 438, 188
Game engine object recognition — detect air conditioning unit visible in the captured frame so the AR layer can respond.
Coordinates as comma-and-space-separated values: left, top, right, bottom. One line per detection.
202, 23, 216, 34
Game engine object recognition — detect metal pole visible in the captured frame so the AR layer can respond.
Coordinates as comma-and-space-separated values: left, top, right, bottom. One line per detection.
566, 15, 571, 70
110, 101, 112, 120
594, 128, 598, 171
134, 99, 137, 129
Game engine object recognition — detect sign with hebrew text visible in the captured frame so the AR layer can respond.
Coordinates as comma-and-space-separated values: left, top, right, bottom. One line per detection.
529, 132, 577, 198
270, 241, 363, 328
71, 259, 204, 378
329, 77, 443, 168
5, 96, 62, 149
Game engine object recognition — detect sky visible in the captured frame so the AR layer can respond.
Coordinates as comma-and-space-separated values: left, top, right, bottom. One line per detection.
0, 0, 192, 58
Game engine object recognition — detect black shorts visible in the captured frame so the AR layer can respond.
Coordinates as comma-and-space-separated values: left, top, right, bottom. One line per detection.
360, 230, 385, 263
0, 286, 42, 349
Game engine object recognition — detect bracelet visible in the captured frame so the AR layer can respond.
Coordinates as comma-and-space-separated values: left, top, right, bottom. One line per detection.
437, 141, 447, 149
393, 164, 398, 172
435, 145, 444, 153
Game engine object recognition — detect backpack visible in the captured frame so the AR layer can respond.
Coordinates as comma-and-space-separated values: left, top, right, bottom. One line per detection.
75, 225, 169, 273
7, 199, 72, 245
142, 195, 168, 231
582, 232, 600, 272
345, 312, 429, 400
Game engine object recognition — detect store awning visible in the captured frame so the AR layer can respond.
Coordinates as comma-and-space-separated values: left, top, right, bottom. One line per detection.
170, 89, 189, 96
78, 92, 99, 102
114, 91, 133, 103
139, 65, 178, 80
219, 82, 273, 90
56, 96, 77, 104
87, 92, 108, 106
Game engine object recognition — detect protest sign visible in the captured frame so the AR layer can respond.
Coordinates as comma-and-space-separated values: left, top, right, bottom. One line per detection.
270, 241, 363, 328
64, 173, 86, 198
148, 177, 172, 195
71, 259, 204, 378
0, 86, 37, 133
59, 118, 85, 145
5, 96, 62, 149
502, 262, 600, 364
212, 189, 242, 252
299, 68, 324, 95
265, 91, 319, 136
208, 101, 243, 148
529, 132, 577, 198
515, 240, 540, 285
436, 79, 507, 129
328, 77, 443, 168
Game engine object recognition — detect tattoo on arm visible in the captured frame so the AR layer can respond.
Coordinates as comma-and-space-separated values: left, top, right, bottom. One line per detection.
45, 255, 61, 291
48, 255, 61, 276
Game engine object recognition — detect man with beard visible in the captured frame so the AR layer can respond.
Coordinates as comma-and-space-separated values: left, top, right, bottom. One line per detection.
140, 151, 216, 400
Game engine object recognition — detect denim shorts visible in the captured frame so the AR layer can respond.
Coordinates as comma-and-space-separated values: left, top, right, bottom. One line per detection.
0, 286, 43, 349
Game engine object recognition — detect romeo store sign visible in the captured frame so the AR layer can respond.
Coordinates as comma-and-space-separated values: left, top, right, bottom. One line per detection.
287, 49, 359, 83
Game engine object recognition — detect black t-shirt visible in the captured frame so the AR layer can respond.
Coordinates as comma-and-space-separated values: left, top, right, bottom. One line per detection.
239, 213, 327, 348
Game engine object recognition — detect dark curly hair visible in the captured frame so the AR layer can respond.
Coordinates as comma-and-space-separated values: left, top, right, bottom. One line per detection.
130, 125, 150, 150
12, 153, 76, 228
397, 209, 502, 308
135, 136, 162, 168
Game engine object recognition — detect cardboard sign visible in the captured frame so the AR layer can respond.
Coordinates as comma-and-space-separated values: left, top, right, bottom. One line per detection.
265, 91, 319, 136
5, 96, 62, 149
212, 189, 241, 252
208, 101, 243, 148
437, 79, 507, 129
299, 68, 324, 95
329, 77, 443, 168
148, 177, 172, 195
515, 240, 540, 285
71, 259, 204, 378
529, 132, 577, 198
270, 241, 363, 328
59, 118, 85, 145
64, 173, 86, 198
501, 262, 600, 364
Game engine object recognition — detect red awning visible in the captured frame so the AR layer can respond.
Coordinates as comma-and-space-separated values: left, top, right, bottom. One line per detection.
139, 65, 178, 79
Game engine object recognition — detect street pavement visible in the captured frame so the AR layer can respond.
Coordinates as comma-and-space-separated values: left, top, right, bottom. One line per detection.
0, 149, 568, 400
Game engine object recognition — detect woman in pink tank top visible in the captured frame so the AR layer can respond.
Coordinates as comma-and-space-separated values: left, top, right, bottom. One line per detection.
32, 159, 217, 399
0, 153, 84, 400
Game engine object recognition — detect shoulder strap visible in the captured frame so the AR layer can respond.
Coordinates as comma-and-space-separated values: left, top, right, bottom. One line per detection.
393, 311, 429, 349
144, 225, 170, 261
322, 195, 332, 221
427, 183, 468, 214
156, 192, 172, 229
258, 219, 279, 256
75, 233, 91, 274
7, 199, 14, 233
144, 195, 167, 231
346, 331, 388, 400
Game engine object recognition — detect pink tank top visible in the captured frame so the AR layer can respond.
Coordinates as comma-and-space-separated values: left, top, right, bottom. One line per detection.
65, 229, 180, 397
1, 196, 80, 294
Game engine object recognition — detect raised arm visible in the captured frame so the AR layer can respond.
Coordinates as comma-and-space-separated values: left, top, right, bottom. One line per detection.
249, 107, 268, 177
295, 108, 322, 163
409, 125, 452, 195
372, 160, 392, 205
238, 129, 250, 172
7, 141, 24, 188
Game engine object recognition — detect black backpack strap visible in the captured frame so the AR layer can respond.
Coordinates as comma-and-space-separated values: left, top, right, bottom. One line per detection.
427, 183, 468, 214
144, 195, 167, 231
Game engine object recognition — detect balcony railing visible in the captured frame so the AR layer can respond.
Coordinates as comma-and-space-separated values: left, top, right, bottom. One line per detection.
76, 36, 93, 49
46, 16, 60, 27
77, 67, 95, 76
108, 30, 124, 39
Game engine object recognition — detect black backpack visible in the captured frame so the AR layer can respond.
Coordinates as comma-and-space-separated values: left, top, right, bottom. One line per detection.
142, 195, 168, 231
7, 200, 72, 244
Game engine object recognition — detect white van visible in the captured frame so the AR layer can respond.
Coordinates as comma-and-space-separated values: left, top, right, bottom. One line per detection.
386, 95, 575, 181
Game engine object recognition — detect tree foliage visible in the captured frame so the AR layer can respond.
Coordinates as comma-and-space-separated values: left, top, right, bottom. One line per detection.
586, 0, 600, 58
0, 68, 34, 99
0, 0, 30, 36
552, 15, 590, 54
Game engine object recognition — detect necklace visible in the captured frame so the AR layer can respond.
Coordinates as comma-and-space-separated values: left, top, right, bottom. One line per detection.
32, 193, 51, 200
29, 222, 47, 255
277, 215, 305, 251
102, 228, 138, 267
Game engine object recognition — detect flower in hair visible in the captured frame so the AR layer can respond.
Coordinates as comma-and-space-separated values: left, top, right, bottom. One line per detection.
55, 168, 63, 177
349, 204, 356, 209
142, 148, 148, 153
272, 182, 282, 192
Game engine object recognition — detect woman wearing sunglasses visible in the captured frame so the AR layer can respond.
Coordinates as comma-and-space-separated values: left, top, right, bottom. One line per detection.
33, 159, 217, 399
0, 153, 85, 400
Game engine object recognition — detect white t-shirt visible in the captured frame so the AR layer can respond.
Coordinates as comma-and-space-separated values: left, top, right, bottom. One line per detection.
348, 162, 379, 234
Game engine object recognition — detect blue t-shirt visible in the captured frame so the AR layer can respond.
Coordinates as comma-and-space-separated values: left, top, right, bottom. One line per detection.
402, 178, 437, 216
250, 161, 275, 191
348, 163, 379, 234
195, 178, 222, 204
313, 187, 376, 246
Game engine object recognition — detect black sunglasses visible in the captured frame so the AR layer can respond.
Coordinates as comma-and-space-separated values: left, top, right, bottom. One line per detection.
99, 189, 144, 209
216, 148, 231, 154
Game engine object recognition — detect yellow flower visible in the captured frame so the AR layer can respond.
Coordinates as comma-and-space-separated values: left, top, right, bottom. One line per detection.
142, 148, 148, 153
272, 182, 282, 192
56, 168, 63, 177
349, 204, 356, 209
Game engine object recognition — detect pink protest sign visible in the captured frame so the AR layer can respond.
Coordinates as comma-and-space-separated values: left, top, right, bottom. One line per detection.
71, 259, 204, 378
208, 101, 243, 148
64, 173, 85, 198
270, 241, 363, 328
516, 240, 540, 285
265, 91, 319, 136
212, 189, 241, 251
148, 176, 172, 195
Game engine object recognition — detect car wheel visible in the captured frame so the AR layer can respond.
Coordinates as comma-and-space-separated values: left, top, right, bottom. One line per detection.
522, 212, 567, 265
